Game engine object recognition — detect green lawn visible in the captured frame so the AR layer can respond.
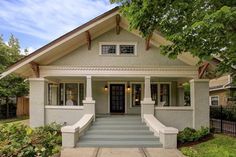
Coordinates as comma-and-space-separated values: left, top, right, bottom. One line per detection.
180, 134, 236, 157
0, 116, 29, 124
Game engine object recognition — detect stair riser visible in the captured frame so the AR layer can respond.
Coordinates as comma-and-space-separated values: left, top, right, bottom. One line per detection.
85, 132, 154, 135
91, 126, 148, 129
80, 138, 158, 141
94, 122, 144, 125
78, 143, 162, 148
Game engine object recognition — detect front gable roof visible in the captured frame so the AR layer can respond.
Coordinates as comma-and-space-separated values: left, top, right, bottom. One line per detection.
0, 7, 199, 79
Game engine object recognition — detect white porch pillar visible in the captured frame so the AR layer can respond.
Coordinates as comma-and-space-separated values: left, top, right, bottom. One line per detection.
177, 86, 185, 106
141, 76, 155, 120
83, 76, 95, 117
29, 78, 47, 127
190, 79, 209, 129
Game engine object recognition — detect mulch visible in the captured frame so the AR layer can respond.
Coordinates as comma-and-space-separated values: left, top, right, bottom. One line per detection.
177, 133, 214, 148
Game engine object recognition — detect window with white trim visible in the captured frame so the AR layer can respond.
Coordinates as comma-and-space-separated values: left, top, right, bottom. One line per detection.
48, 83, 85, 106
100, 42, 137, 55
210, 96, 219, 106
101, 45, 116, 54
131, 84, 142, 107
120, 45, 135, 54
151, 83, 171, 106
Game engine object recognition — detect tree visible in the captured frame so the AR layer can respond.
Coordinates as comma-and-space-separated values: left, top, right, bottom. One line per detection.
111, 0, 236, 77
0, 35, 29, 118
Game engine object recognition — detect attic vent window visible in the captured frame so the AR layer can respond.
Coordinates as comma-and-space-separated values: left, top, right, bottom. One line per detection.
120, 45, 135, 54
99, 42, 137, 56
101, 45, 116, 54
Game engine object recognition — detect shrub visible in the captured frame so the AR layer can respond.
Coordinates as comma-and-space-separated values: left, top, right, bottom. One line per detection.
0, 122, 61, 157
178, 127, 210, 144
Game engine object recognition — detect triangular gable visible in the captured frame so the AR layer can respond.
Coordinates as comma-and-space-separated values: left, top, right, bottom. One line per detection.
0, 7, 199, 79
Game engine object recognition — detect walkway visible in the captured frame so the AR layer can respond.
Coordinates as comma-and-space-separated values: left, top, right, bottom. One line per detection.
61, 148, 185, 157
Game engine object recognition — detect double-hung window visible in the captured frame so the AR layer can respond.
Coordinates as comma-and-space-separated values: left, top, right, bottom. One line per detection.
210, 96, 219, 106
151, 83, 171, 106
131, 83, 142, 107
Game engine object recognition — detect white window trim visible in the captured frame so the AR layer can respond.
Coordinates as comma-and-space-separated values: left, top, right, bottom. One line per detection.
151, 82, 172, 106
209, 95, 219, 106
99, 42, 137, 56
130, 82, 144, 108
48, 82, 85, 106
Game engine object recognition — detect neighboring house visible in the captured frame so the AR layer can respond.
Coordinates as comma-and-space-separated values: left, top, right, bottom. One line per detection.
209, 74, 236, 106
0, 7, 210, 148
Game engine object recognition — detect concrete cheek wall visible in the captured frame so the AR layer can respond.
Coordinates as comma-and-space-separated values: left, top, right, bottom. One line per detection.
155, 108, 193, 131
45, 107, 85, 125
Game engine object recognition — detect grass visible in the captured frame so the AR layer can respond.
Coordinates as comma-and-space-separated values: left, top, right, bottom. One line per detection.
0, 116, 29, 124
180, 134, 236, 157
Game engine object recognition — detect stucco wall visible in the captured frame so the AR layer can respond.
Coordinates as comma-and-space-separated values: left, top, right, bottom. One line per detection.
155, 107, 193, 131
51, 28, 187, 67
45, 107, 85, 125
91, 80, 178, 114
93, 81, 109, 114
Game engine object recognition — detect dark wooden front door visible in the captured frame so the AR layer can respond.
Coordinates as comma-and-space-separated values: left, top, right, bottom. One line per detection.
110, 84, 125, 113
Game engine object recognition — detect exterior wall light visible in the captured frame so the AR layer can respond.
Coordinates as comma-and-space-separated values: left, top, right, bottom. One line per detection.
104, 85, 108, 91
127, 85, 131, 91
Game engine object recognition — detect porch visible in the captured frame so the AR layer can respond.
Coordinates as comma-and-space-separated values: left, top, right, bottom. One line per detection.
29, 74, 209, 131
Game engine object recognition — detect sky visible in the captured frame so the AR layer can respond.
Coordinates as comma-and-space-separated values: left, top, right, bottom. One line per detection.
0, 0, 116, 53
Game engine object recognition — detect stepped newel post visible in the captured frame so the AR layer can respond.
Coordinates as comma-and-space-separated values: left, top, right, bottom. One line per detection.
83, 76, 95, 119
141, 76, 155, 120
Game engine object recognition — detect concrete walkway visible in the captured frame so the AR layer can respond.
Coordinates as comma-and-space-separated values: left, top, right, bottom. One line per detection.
61, 148, 185, 157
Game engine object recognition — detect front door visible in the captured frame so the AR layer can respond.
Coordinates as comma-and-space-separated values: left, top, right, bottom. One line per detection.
110, 84, 125, 113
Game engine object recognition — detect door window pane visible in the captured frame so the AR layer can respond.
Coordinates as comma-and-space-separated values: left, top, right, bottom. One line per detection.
132, 84, 142, 107
160, 84, 170, 106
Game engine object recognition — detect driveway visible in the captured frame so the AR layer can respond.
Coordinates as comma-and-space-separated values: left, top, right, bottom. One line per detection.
61, 148, 185, 157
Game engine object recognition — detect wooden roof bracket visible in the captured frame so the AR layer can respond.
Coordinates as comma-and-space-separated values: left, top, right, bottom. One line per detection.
86, 31, 91, 50
30, 62, 40, 78
145, 34, 152, 50
198, 62, 209, 78
116, 14, 121, 35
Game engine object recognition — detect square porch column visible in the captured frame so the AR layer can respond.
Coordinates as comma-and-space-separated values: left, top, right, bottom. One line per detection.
29, 78, 47, 127
83, 76, 95, 116
141, 76, 155, 120
190, 79, 209, 129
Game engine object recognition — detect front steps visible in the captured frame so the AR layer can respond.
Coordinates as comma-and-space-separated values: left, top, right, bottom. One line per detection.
77, 116, 162, 147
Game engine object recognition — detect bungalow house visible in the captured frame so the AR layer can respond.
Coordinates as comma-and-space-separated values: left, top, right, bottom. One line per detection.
0, 7, 209, 148
209, 74, 236, 106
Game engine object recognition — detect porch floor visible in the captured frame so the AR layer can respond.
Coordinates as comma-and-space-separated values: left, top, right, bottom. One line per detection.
77, 115, 162, 148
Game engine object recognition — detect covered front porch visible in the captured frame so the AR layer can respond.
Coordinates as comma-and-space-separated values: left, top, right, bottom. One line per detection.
29, 67, 209, 131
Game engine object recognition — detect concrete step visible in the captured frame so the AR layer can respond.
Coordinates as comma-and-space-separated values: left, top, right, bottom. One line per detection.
85, 129, 154, 135
80, 134, 158, 141
90, 125, 149, 130
94, 121, 143, 125
78, 140, 162, 148
96, 117, 141, 121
